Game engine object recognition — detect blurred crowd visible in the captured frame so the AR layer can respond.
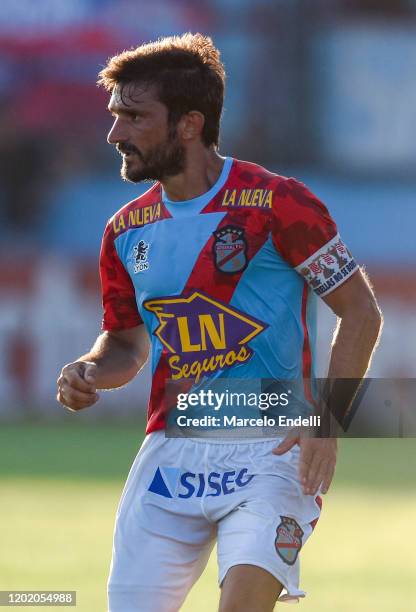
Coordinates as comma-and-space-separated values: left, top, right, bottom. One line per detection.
0, 0, 415, 414
0, 0, 414, 245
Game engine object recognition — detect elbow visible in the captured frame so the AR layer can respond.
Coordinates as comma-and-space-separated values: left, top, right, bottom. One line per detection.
135, 338, 151, 371
356, 298, 383, 340
137, 348, 150, 371
369, 299, 383, 333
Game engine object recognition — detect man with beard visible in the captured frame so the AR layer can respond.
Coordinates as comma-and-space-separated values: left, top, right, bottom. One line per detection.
57, 33, 382, 612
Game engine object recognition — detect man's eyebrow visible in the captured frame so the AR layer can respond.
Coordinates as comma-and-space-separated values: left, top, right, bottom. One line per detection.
107, 104, 145, 115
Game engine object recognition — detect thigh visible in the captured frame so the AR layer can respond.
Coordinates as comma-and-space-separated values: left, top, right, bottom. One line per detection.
108, 433, 216, 612
216, 444, 322, 604
219, 564, 283, 612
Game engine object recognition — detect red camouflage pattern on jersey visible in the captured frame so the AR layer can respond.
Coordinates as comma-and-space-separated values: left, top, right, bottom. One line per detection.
100, 184, 171, 331
99, 159, 338, 433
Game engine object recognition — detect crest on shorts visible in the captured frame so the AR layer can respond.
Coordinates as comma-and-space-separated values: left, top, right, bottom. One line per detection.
212, 225, 248, 274
275, 516, 304, 565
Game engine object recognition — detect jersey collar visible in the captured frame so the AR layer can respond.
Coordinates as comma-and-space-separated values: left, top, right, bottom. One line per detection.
161, 157, 233, 217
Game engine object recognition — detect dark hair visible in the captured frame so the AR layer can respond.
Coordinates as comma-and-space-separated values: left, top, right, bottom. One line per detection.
98, 33, 225, 147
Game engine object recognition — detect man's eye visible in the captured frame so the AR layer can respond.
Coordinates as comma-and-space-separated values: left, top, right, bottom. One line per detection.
131, 114, 141, 122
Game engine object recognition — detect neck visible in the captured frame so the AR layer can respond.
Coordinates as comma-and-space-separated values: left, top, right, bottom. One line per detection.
161, 145, 225, 202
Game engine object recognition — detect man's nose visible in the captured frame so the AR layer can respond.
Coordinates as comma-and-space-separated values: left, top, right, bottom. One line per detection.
107, 118, 126, 145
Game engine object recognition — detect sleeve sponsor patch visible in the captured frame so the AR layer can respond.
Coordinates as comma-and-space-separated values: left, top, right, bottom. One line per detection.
295, 233, 358, 297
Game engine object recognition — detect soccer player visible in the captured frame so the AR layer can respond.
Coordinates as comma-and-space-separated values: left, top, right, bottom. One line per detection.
57, 34, 382, 611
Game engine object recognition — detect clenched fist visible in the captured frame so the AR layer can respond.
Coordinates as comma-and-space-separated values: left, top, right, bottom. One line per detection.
57, 361, 100, 411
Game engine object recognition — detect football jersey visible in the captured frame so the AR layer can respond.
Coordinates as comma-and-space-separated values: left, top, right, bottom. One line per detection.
100, 157, 358, 433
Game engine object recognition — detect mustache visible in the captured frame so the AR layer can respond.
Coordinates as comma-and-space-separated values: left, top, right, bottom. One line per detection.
116, 143, 142, 158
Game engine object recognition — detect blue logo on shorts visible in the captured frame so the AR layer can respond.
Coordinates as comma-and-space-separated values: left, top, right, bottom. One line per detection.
148, 467, 255, 498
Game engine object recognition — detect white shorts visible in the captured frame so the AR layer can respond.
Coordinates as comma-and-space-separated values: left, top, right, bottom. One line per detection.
107, 432, 322, 612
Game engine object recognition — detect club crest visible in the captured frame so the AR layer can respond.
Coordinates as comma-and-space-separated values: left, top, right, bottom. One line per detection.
133, 240, 150, 273
213, 225, 248, 274
275, 516, 304, 565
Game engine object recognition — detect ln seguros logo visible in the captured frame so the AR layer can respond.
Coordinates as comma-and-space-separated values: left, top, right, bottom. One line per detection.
143, 291, 267, 382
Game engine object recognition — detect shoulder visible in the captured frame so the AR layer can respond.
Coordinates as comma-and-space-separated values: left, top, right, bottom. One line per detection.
232, 158, 287, 189
228, 159, 328, 219
231, 158, 325, 201
233, 158, 326, 202
219, 158, 287, 211
105, 182, 163, 239
271, 176, 334, 230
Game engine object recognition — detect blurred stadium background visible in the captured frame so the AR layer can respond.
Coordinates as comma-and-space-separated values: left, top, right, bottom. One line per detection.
0, 1, 415, 610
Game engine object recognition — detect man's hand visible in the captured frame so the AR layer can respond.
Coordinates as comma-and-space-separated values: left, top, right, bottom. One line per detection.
57, 361, 99, 411
272, 432, 337, 496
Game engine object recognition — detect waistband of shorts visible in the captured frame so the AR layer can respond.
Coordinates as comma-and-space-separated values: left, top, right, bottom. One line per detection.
149, 431, 284, 445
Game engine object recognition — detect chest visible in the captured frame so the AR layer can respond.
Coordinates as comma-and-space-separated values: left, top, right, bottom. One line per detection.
114, 210, 271, 300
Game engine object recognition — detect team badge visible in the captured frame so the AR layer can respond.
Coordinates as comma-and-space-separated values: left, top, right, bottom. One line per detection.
275, 516, 304, 565
133, 240, 149, 273
213, 225, 248, 274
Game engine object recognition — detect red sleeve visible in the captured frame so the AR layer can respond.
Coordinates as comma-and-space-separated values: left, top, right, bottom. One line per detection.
271, 178, 358, 297
99, 221, 142, 331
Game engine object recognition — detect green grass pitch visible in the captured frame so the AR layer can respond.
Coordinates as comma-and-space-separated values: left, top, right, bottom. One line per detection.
0, 423, 415, 611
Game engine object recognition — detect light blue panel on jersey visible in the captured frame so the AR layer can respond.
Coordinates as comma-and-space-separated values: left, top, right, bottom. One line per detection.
114, 212, 226, 373
224, 234, 307, 380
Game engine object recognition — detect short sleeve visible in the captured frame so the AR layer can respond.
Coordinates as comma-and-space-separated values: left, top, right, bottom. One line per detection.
271, 178, 358, 297
99, 221, 142, 331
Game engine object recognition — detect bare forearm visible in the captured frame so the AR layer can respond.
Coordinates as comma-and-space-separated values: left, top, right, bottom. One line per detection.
79, 331, 148, 389
328, 302, 382, 378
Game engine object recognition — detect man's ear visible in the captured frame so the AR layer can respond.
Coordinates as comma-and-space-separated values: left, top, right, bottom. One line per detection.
177, 111, 205, 141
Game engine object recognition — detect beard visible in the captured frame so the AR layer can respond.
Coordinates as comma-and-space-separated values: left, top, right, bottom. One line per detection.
119, 129, 186, 183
